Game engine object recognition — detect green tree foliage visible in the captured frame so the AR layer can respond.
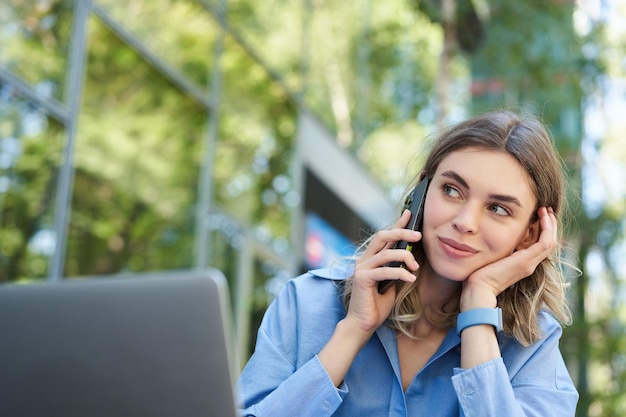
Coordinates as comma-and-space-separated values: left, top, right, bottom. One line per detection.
215, 35, 297, 244
0, 96, 64, 281
0, 0, 73, 101
0, 0, 74, 282
67, 17, 207, 275
96, 0, 219, 88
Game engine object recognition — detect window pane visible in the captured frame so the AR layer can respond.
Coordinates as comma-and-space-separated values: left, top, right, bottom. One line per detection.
227, 0, 302, 92
0, 83, 65, 282
95, 0, 219, 90
216, 34, 297, 252
66, 17, 208, 276
0, 0, 73, 101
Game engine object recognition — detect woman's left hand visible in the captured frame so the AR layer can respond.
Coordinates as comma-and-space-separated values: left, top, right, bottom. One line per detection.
460, 207, 557, 310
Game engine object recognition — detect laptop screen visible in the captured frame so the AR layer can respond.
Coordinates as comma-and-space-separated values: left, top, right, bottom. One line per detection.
0, 269, 237, 417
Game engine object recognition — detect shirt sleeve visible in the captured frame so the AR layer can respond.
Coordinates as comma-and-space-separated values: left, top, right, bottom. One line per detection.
451, 319, 578, 417
237, 278, 348, 417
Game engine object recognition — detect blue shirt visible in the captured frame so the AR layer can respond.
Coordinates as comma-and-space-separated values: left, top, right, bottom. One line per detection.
237, 266, 578, 416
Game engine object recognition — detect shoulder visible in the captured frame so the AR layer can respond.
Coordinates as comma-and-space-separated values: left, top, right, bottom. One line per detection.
284, 262, 353, 294
301, 262, 355, 281
501, 310, 567, 369
267, 263, 353, 317
504, 310, 564, 351
536, 309, 565, 339
501, 310, 575, 393
258, 265, 353, 361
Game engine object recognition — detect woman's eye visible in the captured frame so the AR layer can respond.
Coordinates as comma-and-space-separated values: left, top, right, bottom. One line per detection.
489, 204, 510, 216
443, 184, 460, 198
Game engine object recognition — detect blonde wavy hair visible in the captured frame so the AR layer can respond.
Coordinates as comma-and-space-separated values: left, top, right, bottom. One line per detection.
343, 110, 574, 346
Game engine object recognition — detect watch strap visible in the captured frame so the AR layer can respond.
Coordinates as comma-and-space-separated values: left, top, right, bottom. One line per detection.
456, 307, 503, 336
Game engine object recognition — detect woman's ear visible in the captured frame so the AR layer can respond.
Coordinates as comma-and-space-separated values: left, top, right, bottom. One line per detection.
516, 220, 541, 251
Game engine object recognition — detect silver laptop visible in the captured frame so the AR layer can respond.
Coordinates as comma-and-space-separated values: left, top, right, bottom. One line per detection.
0, 269, 237, 417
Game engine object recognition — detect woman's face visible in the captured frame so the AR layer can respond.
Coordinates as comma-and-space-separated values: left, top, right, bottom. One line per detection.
422, 147, 538, 282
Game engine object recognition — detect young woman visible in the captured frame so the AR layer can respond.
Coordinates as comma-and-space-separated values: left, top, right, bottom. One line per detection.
237, 110, 579, 416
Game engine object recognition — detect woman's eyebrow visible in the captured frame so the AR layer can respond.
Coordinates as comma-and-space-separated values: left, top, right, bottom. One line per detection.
440, 170, 523, 208
441, 170, 469, 189
490, 193, 523, 208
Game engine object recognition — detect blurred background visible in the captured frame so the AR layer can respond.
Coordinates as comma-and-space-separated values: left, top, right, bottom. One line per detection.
1, 0, 625, 415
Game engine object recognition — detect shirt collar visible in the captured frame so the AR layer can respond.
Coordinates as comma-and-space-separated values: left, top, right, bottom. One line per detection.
308, 262, 355, 281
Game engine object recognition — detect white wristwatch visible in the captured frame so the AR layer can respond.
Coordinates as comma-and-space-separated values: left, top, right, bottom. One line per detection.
456, 307, 503, 336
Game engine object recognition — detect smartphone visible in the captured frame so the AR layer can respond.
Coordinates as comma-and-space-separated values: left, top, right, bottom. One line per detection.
377, 178, 429, 294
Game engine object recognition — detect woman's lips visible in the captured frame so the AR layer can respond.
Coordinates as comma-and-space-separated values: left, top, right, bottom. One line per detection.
438, 237, 479, 258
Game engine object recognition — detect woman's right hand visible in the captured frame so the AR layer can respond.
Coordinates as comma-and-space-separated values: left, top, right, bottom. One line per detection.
346, 210, 422, 335
319, 210, 422, 387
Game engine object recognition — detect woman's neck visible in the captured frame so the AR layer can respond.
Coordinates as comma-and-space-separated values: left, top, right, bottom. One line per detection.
417, 263, 462, 313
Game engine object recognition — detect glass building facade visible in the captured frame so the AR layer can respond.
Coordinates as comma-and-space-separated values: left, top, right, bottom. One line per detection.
0, 0, 404, 363
0, 0, 584, 369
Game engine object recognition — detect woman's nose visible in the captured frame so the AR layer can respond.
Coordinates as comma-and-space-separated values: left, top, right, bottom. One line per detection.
451, 204, 479, 234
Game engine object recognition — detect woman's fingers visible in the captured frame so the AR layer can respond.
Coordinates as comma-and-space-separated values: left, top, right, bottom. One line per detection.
357, 229, 421, 280
525, 207, 558, 265
363, 210, 412, 254
356, 244, 420, 272
351, 209, 423, 294
364, 212, 422, 257
354, 261, 419, 284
